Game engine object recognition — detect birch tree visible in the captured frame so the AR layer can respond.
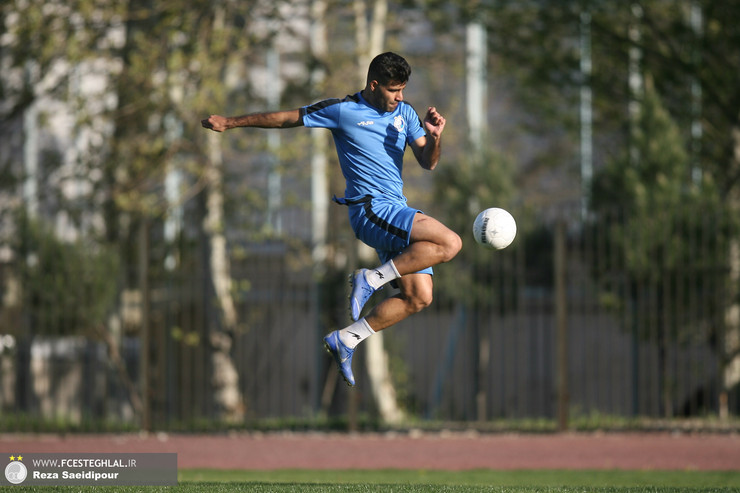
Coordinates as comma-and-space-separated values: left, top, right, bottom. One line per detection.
352, 0, 404, 425
1, 0, 133, 418
99, 0, 269, 423
199, 3, 245, 424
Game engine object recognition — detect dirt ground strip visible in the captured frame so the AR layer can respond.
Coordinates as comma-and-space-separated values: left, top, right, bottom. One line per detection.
1, 431, 738, 471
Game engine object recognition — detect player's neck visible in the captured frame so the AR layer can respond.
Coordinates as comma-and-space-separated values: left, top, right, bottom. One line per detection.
360, 88, 383, 112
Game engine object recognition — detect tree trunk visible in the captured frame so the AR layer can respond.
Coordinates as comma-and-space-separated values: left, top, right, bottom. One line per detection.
310, 0, 329, 267
353, 0, 404, 425
204, 130, 245, 423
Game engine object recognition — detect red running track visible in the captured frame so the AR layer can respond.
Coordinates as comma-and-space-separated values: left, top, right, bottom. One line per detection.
2, 431, 738, 471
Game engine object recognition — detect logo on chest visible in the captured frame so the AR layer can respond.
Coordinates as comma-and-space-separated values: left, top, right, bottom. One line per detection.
393, 116, 405, 132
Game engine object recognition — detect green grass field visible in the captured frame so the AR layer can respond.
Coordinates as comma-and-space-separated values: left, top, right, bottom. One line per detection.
10, 469, 740, 492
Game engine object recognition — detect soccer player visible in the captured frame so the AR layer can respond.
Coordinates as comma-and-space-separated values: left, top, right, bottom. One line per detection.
202, 52, 461, 386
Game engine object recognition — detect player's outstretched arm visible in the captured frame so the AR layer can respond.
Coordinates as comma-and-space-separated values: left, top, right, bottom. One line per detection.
201, 109, 303, 132
411, 106, 446, 170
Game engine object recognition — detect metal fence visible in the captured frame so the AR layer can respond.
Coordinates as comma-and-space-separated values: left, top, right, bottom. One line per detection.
1, 205, 738, 431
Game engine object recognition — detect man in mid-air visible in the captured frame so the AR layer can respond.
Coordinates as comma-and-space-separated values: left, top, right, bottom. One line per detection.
202, 52, 461, 386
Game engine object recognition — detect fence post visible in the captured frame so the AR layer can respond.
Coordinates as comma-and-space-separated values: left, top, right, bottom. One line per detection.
554, 220, 569, 431
138, 219, 151, 432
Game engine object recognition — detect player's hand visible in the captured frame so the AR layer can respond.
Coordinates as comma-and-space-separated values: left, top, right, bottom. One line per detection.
423, 107, 446, 139
201, 115, 228, 132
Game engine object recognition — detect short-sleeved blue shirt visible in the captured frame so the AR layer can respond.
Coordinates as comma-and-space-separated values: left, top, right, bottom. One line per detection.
300, 92, 426, 203
300, 92, 433, 276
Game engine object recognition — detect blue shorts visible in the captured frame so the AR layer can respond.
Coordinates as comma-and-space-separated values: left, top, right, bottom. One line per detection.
339, 196, 434, 277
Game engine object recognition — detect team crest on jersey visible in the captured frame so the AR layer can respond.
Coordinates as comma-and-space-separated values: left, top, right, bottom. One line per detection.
393, 115, 405, 132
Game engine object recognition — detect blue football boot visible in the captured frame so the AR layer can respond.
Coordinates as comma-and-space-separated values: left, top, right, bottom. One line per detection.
349, 269, 380, 321
323, 330, 356, 387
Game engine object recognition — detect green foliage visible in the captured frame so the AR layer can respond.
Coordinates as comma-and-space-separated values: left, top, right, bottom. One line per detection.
590, 78, 725, 276
484, 1, 740, 198
0, 0, 126, 114
13, 213, 120, 336
588, 76, 731, 351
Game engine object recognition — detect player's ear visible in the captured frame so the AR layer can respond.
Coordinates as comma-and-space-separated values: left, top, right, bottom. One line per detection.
368, 80, 379, 92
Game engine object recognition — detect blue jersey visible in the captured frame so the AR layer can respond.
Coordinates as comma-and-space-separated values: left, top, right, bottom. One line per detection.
300, 92, 426, 203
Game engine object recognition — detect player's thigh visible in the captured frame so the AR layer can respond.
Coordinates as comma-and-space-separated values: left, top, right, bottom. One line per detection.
409, 213, 458, 246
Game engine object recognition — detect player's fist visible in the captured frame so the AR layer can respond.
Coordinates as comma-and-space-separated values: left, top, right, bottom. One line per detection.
201, 115, 228, 132
424, 107, 445, 138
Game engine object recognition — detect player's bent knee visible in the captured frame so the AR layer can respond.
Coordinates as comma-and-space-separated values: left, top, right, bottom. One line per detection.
407, 285, 433, 313
408, 292, 433, 313
442, 232, 463, 262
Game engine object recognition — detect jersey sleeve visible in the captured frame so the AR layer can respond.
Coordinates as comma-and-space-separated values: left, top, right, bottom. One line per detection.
405, 106, 426, 143
300, 98, 342, 129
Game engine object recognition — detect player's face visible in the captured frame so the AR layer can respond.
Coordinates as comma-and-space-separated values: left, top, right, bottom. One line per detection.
371, 80, 406, 112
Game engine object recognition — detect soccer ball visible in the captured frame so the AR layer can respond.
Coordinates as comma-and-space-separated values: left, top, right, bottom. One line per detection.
473, 207, 517, 250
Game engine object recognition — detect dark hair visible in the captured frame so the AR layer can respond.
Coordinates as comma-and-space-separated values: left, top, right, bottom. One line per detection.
367, 52, 411, 85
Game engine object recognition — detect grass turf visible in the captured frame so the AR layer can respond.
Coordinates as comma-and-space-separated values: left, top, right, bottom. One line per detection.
180, 469, 740, 488
9, 469, 740, 491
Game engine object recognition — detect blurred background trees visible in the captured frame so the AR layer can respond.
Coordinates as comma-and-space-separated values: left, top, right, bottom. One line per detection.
2, 0, 740, 428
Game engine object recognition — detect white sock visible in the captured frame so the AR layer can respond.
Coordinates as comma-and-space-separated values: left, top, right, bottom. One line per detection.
338, 318, 375, 349
365, 259, 401, 289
